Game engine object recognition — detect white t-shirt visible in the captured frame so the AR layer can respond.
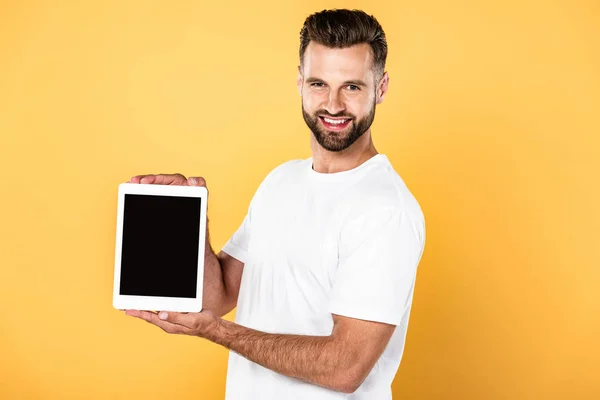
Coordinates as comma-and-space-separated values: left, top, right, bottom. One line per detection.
221, 154, 426, 399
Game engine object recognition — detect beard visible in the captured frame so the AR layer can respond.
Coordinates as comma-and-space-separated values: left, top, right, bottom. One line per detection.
302, 100, 376, 152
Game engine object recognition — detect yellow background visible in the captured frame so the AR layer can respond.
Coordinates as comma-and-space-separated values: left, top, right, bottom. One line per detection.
1, 0, 598, 399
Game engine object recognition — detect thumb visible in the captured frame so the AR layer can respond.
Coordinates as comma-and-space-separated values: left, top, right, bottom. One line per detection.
187, 176, 207, 187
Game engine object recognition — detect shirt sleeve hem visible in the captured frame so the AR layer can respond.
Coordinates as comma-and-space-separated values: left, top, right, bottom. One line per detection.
329, 303, 402, 326
220, 241, 249, 264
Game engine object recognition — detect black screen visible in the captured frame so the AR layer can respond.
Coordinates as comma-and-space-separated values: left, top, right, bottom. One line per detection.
119, 194, 201, 298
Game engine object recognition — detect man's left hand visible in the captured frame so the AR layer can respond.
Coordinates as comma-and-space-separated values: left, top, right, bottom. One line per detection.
125, 309, 218, 337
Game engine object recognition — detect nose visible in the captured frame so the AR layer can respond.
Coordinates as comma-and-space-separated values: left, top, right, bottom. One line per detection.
324, 90, 345, 115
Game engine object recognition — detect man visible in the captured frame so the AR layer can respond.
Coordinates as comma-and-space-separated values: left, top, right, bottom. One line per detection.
126, 8, 426, 399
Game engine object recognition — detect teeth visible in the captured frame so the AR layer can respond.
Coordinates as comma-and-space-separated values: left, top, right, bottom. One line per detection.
324, 118, 348, 125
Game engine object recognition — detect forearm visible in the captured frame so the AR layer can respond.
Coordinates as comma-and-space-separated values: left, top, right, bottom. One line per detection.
204, 318, 360, 393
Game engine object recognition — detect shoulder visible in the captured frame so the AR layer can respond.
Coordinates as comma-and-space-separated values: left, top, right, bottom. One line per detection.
249, 158, 308, 203
346, 156, 424, 221
255, 158, 307, 191
338, 155, 426, 245
263, 158, 307, 181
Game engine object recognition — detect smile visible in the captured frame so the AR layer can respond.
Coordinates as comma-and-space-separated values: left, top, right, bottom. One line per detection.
318, 116, 352, 130
322, 117, 350, 125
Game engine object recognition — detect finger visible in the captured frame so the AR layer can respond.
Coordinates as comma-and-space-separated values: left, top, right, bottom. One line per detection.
126, 310, 186, 334
187, 176, 207, 187
125, 309, 156, 320
157, 311, 198, 329
129, 175, 143, 183
153, 174, 188, 185
138, 175, 157, 184
133, 174, 188, 185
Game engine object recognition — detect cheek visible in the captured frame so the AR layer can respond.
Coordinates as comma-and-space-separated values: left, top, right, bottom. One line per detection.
302, 91, 323, 110
350, 93, 376, 115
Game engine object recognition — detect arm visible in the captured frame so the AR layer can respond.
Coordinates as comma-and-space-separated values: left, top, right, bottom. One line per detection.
128, 310, 396, 394
206, 314, 396, 393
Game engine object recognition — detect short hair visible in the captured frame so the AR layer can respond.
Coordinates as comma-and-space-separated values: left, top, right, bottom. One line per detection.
299, 9, 388, 79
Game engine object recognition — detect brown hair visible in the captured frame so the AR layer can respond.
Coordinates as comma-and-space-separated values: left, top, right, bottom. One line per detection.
299, 9, 388, 79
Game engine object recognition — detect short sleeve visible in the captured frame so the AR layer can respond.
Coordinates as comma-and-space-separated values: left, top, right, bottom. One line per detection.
329, 207, 425, 326
220, 169, 271, 264
221, 211, 251, 264
219, 160, 294, 264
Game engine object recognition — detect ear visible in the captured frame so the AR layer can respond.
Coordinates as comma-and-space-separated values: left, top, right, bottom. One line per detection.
296, 65, 303, 96
376, 72, 390, 104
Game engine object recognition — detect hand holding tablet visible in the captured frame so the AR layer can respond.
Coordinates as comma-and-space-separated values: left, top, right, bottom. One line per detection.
113, 174, 208, 313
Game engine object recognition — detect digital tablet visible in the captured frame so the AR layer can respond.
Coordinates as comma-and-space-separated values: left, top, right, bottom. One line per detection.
112, 182, 207, 312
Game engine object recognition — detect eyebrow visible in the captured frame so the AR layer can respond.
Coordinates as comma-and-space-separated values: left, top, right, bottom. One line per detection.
305, 77, 368, 87
343, 79, 368, 87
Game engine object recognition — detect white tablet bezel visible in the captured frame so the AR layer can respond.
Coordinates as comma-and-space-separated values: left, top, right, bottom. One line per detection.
112, 182, 207, 312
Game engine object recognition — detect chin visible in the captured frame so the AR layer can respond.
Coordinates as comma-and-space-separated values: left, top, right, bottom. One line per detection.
315, 134, 353, 152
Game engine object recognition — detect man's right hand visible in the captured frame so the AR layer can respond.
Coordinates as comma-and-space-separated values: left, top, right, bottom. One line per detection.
129, 173, 206, 188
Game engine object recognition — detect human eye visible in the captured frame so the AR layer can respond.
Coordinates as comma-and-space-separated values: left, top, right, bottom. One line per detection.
347, 84, 360, 91
310, 82, 325, 88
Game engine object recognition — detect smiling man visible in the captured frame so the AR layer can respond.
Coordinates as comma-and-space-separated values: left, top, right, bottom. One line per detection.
126, 9, 426, 399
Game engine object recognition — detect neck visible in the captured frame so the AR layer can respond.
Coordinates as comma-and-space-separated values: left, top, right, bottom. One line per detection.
310, 129, 379, 174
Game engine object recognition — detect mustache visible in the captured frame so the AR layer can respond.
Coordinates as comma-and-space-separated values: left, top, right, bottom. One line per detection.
315, 110, 355, 119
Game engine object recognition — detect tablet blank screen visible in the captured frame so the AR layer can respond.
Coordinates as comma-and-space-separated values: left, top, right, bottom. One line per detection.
119, 194, 201, 298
